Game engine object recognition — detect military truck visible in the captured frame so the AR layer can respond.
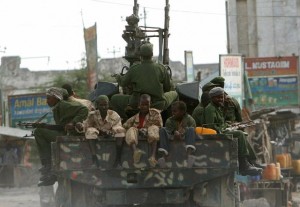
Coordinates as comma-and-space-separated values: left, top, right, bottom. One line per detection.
45, 1, 242, 206
53, 134, 238, 207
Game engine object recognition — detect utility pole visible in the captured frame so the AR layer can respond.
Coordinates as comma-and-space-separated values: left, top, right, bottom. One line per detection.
107, 46, 121, 58
139, 7, 147, 28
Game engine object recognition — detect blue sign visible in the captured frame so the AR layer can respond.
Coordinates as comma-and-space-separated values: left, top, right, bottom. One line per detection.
8, 93, 54, 127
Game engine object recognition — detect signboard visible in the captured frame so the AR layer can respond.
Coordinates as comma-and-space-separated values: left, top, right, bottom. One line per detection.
245, 56, 299, 108
219, 54, 244, 106
8, 93, 54, 127
185, 51, 195, 82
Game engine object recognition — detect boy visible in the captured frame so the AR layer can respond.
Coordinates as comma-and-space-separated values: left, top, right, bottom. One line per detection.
123, 94, 163, 167
76, 95, 125, 168
158, 101, 197, 168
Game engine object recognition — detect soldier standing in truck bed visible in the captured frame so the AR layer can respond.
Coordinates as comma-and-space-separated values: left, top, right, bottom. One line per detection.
111, 42, 178, 119
34, 87, 89, 186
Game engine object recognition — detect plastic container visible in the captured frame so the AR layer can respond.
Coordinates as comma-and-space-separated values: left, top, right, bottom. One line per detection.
276, 154, 287, 168
292, 160, 300, 175
195, 127, 217, 135
263, 163, 277, 180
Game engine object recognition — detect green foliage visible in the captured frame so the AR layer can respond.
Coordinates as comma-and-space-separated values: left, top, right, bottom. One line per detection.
52, 69, 90, 99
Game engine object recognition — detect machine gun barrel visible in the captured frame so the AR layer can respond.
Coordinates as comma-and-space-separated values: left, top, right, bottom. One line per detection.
17, 121, 65, 131
225, 121, 257, 131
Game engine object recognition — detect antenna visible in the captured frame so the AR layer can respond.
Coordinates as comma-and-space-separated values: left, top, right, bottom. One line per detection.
107, 46, 121, 58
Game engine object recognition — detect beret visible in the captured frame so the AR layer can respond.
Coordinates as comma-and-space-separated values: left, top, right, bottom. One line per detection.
202, 82, 217, 92
211, 76, 225, 84
95, 95, 109, 103
209, 87, 224, 98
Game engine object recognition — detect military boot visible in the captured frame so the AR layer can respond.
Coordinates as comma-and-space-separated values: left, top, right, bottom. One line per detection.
38, 159, 57, 186
239, 157, 262, 176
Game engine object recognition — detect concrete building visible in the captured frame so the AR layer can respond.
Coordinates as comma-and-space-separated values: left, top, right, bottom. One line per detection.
226, 0, 300, 58
0, 56, 187, 126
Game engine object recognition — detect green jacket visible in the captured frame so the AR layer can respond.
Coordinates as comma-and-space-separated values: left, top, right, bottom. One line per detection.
203, 102, 227, 133
224, 95, 242, 123
165, 113, 196, 134
192, 103, 204, 127
52, 100, 89, 126
119, 60, 172, 102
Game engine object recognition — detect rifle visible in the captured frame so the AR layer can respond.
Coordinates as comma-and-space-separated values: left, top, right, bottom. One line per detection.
17, 121, 65, 131
225, 121, 257, 131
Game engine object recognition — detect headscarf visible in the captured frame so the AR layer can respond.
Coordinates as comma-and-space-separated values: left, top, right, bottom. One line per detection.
209, 87, 224, 98
46, 87, 64, 100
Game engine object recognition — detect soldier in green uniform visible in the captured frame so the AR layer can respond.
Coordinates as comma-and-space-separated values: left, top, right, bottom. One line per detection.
210, 76, 261, 166
158, 101, 197, 168
192, 82, 217, 126
202, 87, 262, 176
111, 42, 178, 120
210, 76, 242, 123
34, 87, 89, 186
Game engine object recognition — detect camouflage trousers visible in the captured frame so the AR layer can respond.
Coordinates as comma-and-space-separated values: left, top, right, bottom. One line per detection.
85, 127, 126, 139
110, 91, 178, 120
125, 126, 159, 146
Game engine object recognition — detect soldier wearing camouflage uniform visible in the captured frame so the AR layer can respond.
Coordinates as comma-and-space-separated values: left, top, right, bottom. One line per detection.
111, 42, 178, 119
76, 95, 125, 168
34, 87, 89, 186
202, 87, 262, 176
123, 94, 163, 167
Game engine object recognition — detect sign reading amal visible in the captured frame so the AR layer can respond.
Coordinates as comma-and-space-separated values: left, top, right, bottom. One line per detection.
8, 93, 53, 127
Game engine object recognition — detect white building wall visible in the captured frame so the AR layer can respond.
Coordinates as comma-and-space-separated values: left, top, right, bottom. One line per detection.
227, 0, 300, 58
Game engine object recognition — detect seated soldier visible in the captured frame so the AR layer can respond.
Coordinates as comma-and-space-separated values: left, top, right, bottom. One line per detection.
111, 42, 178, 120
62, 83, 95, 111
34, 87, 89, 186
192, 92, 210, 126
202, 87, 262, 176
123, 94, 163, 167
158, 101, 197, 168
76, 95, 125, 168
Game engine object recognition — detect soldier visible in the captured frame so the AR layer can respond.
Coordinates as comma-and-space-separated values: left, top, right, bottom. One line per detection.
202, 87, 262, 176
211, 77, 261, 167
123, 94, 163, 167
111, 42, 178, 119
210, 76, 242, 123
76, 95, 125, 168
34, 87, 89, 186
158, 101, 197, 168
192, 82, 217, 126
62, 83, 95, 111
192, 92, 210, 126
